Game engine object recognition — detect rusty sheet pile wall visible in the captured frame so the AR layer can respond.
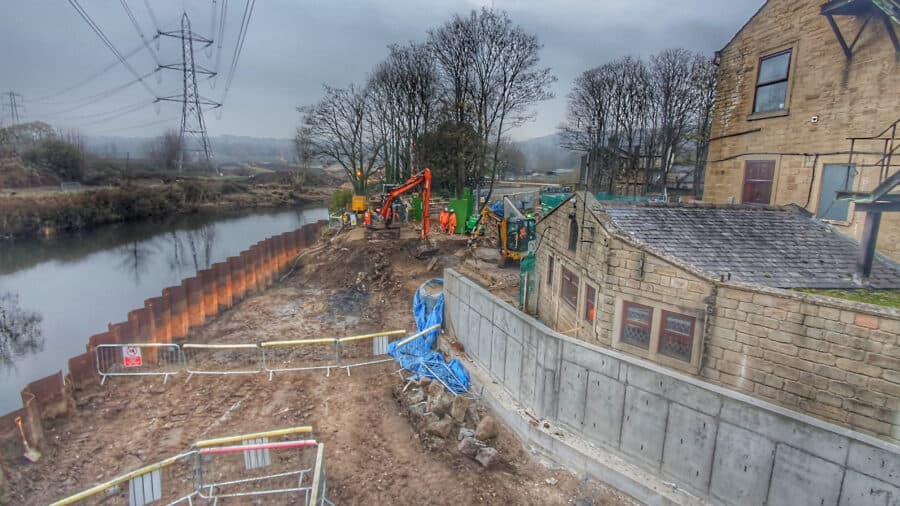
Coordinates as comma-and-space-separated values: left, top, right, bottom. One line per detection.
0, 221, 326, 460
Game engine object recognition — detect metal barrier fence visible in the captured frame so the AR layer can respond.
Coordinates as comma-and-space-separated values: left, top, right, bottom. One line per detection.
261, 330, 405, 379
50, 425, 331, 506
95, 343, 183, 385
183, 343, 263, 379
93, 328, 425, 384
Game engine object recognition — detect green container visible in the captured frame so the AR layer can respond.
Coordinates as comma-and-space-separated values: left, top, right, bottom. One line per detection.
410, 194, 423, 221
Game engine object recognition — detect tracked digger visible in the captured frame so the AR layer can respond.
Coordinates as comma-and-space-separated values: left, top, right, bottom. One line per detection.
471, 196, 536, 262
378, 167, 432, 239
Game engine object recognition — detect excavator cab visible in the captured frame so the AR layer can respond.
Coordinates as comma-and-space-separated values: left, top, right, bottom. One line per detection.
505, 217, 535, 256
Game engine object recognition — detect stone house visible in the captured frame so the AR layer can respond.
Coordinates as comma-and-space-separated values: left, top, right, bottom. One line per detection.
703, 0, 900, 259
532, 191, 900, 442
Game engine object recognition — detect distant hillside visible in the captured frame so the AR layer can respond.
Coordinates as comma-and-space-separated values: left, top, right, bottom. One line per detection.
85, 135, 294, 164
514, 133, 580, 172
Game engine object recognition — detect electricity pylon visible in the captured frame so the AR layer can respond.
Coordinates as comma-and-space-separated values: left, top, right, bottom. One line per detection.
3, 92, 23, 125
158, 13, 219, 172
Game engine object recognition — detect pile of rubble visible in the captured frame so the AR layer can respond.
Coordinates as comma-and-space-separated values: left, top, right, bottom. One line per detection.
394, 378, 500, 468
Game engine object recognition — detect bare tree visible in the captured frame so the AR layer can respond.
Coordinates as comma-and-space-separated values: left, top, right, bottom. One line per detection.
429, 8, 554, 196
300, 84, 384, 194
650, 48, 697, 193
146, 129, 182, 171
690, 54, 717, 198
293, 125, 314, 187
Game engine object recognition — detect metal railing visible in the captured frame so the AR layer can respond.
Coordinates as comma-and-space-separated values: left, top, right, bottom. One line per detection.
183, 342, 263, 379
95, 343, 183, 385
92, 329, 412, 384
50, 425, 331, 506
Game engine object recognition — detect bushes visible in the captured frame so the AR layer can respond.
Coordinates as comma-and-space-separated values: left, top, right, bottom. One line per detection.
328, 188, 354, 212
22, 139, 84, 182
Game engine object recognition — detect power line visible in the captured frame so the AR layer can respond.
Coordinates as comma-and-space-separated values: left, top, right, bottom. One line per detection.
119, 0, 162, 68
142, 0, 162, 34
219, 0, 255, 106
26, 70, 160, 117
66, 0, 158, 99
39, 98, 157, 124
211, 0, 229, 88
30, 41, 149, 104
67, 100, 158, 128
92, 115, 178, 134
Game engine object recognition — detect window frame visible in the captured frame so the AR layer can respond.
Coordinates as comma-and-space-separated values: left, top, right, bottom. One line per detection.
658, 310, 696, 363
583, 284, 597, 323
568, 218, 578, 252
752, 49, 792, 115
560, 266, 579, 310
612, 296, 705, 374
620, 301, 653, 350
547, 255, 554, 286
742, 160, 775, 205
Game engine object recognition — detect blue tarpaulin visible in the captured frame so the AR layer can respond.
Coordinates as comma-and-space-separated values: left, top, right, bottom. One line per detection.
490, 200, 504, 217
387, 278, 470, 394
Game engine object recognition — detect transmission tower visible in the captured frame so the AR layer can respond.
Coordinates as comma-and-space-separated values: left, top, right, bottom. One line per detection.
3, 92, 23, 125
158, 13, 219, 172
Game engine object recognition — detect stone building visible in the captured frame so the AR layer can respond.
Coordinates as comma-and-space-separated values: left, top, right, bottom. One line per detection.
703, 0, 900, 259
532, 191, 900, 442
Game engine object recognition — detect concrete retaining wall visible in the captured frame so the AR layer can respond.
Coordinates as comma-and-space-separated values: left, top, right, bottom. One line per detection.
0, 220, 326, 460
444, 268, 900, 506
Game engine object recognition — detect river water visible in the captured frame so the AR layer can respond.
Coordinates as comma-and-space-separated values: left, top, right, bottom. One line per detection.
0, 207, 327, 413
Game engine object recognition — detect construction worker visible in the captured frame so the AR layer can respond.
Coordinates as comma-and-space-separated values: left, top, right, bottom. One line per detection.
363, 209, 372, 227
439, 207, 450, 234
448, 209, 457, 235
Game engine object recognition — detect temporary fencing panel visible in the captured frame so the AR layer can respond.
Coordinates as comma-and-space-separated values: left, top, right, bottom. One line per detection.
309, 443, 334, 506
51, 425, 328, 506
261, 338, 339, 379
49, 452, 197, 506
183, 343, 262, 377
197, 439, 319, 503
262, 330, 405, 379
95, 344, 183, 385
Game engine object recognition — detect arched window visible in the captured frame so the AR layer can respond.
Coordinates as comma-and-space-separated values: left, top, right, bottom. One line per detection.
568, 218, 578, 252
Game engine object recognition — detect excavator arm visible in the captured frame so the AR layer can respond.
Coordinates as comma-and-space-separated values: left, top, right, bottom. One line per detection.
379, 167, 431, 238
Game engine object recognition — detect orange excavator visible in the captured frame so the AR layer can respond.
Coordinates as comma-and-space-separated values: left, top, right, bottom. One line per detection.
379, 167, 431, 238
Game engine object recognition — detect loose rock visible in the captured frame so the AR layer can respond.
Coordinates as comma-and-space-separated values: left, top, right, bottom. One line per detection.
457, 427, 475, 441
427, 391, 452, 416
423, 417, 454, 439
457, 436, 483, 457
474, 416, 499, 441
450, 395, 471, 422
475, 447, 499, 468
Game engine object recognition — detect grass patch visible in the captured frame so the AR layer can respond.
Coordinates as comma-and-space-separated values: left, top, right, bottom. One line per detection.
794, 289, 900, 309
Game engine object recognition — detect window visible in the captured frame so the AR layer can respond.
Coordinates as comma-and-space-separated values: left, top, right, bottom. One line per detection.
658, 311, 696, 362
753, 50, 791, 114
742, 160, 775, 204
620, 302, 652, 349
817, 164, 856, 221
568, 218, 578, 252
560, 267, 578, 309
547, 256, 554, 286
584, 285, 596, 323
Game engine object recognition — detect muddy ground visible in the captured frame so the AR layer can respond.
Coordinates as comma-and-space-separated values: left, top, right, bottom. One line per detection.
1, 224, 634, 505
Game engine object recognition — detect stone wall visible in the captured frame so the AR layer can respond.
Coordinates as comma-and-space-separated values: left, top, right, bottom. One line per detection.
705, 283, 900, 442
704, 0, 900, 259
0, 221, 326, 460
535, 193, 900, 443
445, 268, 900, 506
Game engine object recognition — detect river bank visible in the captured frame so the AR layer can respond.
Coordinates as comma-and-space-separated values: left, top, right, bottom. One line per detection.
0, 178, 333, 239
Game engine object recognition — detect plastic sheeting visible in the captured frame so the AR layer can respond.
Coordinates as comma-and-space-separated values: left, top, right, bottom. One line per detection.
387, 278, 470, 394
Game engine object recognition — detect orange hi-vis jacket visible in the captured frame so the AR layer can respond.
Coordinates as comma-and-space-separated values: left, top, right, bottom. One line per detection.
439, 211, 450, 228
448, 213, 457, 233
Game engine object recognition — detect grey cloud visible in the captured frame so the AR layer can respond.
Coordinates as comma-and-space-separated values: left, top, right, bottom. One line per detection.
1, 0, 763, 141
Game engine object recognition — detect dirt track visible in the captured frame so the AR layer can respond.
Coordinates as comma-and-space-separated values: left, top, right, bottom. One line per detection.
1, 225, 634, 505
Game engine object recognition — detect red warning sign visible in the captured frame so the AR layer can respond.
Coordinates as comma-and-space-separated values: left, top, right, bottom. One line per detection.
123, 346, 143, 367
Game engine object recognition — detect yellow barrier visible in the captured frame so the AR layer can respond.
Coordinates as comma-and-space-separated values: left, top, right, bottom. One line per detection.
195, 425, 313, 448
261, 337, 337, 347
50, 425, 318, 505
338, 329, 405, 343
49, 453, 189, 506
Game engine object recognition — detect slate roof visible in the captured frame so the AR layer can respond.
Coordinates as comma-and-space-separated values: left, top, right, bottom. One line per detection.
599, 201, 900, 289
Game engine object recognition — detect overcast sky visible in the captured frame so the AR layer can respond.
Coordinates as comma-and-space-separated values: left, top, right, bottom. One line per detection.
1, 0, 762, 141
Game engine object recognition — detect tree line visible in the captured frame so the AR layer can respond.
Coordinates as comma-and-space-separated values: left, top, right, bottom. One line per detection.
298, 7, 556, 196
559, 49, 717, 197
